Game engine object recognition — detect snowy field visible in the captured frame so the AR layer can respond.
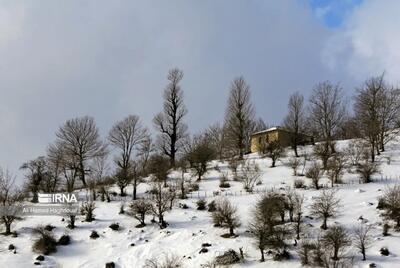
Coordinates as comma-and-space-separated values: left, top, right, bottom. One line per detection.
2, 136, 400, 267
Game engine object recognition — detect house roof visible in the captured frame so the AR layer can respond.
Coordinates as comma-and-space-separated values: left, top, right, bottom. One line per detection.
251, 126, 284, 136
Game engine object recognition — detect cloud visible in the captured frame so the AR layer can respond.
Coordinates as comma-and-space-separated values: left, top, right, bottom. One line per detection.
322, 0, 400, 84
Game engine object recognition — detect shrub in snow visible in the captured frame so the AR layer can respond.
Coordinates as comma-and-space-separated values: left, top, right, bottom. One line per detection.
36, 255, 45, 261
207, 200, 216, 212
297, 241, 313, 265
32, 226, 57, 255
128, 199, 152, 227
383, 223, 390, 236
356, 161, 379, 183
214, 249, 241, 265
327, 153, 346, 186
353, 224, 373, 261
380, 247, 389, 256
189, 183, 199, 192
196, 199, 207, 211
212, 198, 240, 237
288, 157, 301, 176
105, 262, 115, 268
81, 201, 96, 222
238, 160, 261, 192
109, 223, 120, 231
8, 244, 15, 250
294, 178, 305, 189
143, 253, 183, 268
44, 225, 55, 232
58, 234, 71, 246
219, 173, 230, 188
90, 230, 100, 239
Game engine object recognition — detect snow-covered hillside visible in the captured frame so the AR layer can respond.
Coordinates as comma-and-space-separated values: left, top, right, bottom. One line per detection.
2, 136, 400, 268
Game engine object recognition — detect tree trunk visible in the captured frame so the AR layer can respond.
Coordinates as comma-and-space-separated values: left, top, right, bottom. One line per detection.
322, 217, 327, 230
5, 222, 11, 235
132, 180, 137, 200
260, 248, 265, 262
362, 247, 366, 261
229, 226, 234, 236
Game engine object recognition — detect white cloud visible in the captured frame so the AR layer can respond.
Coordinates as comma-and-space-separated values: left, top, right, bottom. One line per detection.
322, 0, 400, 84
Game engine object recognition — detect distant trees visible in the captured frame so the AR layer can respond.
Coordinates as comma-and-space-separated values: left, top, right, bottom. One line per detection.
108, 115, 149, 196
153, 68, 188, 167
0, 168, 23, 235
224, 77, 255, 159
55, 116, 107, 187
283, 92, 306, 157
309, 81, 346, 156
311, 189, 341, 230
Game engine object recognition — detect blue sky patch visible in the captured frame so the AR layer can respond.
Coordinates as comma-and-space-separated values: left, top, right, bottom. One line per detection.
309, 0, 363, 27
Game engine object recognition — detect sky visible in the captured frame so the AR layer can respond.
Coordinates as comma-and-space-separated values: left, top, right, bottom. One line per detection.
1, 0, 400, 180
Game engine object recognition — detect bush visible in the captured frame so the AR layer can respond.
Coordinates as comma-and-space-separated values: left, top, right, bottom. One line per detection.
109, 223, 120, 231
44, 225, 55, 232
356, 161, 379, 183
219, 174, 231, 188
189, 183, 199, 192
381, 185, 400, 228
380, 247, 389, 256
81, 201, 96, 222
207, 200, 216, 212
294, 178, 305, 189
214, 249, 241, 265
211, 198, 240, 237
58, 234, 71, 246
144, 253, 183, 268
32, 227, 58, 255
196, 199, 207, 210
383, 223, 390, 236
90, 230, 100, 239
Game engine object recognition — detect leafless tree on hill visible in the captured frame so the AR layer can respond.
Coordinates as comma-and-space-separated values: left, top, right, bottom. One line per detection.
153, 68, 188, 167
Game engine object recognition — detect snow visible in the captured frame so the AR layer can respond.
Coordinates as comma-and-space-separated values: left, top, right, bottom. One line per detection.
2, 136, 400, 267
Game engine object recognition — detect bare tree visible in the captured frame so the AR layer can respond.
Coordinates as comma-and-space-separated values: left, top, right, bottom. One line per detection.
148, 154, 170, 187
354, 75, 386, 162
81, 200, 96, 222
128, 199, 152, 227
87, 154, 109, 201
293, 193, 304, 240
0, 168, 23, 235
322, 225, 351, 261
150, 181, 173, 228
20, 156, 48, 203
224, 77, 255, 159
48, 142, 79, 229
248, 191, 289, 261
327, 153, 346, 186
131, 136, 153, 200
153, 68, 188, 167
311, 189, 341, 230
381, 185, 400, 228
204, 123, 229, 160
314, 142, 334, 170
353, 224, 373, 261
212, 198, 241, 237
263, 141, 284, 167
238, 160, 261, 192
55, 116, 107, 187
288, 156, 301, 176
283, 92, 306, 157
305, 161, 322, 190
185, 134, 216, 181
109, 115, 149, 196
356, 160, 379, 183
309, 81, 346, 155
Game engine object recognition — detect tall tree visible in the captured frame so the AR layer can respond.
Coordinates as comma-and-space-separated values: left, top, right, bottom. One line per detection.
309, 81, 346, 155
224, 77, 255, 159
108, 115, 149, 196
55, 116, 107, 187
153, 68, 188, 167
283, 92, 306, 157
354, 75, 385, 162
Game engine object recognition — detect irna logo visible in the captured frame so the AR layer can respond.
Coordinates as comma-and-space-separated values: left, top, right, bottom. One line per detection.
38, 193, 78, 204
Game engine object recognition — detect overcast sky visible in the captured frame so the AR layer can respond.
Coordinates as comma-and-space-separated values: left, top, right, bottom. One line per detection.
1, 0, 400, 179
